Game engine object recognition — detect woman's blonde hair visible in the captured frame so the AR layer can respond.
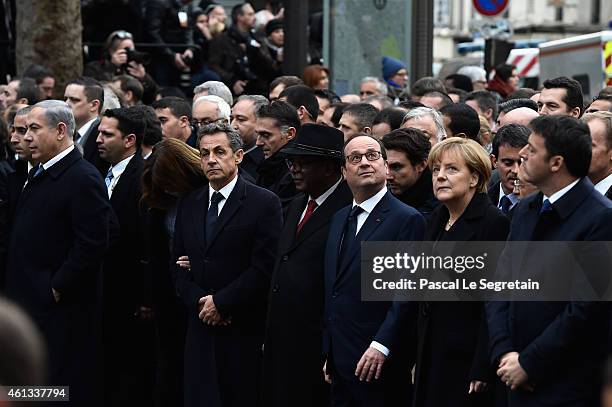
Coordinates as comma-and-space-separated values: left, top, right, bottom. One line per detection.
428, 137, 492, 193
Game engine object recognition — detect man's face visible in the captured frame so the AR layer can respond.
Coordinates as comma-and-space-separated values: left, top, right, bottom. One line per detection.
97, 116, 133, 165
155, 107, 188, 141
255, 117, 291, 158
585, 99, 612, 114
342, 136, 387, 192
372, 122, 391, 139
231, 99, 257, 149
495, 144, 523, 195
316, 96, 330, 117
193, 101, 220, 127
237, 4, 256, 29
465, 100, 484, 117
518, 132, 552, 187
386, 149, 424, 195
199, 132, 242, 188
39, 76, 55, 99
318, 106, 335, 127
538, 87, 579, 117
472, 77, 487, 91
359, 81, 382, 100
269, 84, 284, 102
0, 80, 19, 109
64, 84, 95, 125
420, 95, 445, 111
339, 113, 361, 140
287, 155, 330, 195
268, 28, 284, 47
9, 114, 31, 161
24, 107, 61, 163
209, 6, 227, 24
403, 116, 439, 146
391, 69, 408, 88
587, 119, 612, 182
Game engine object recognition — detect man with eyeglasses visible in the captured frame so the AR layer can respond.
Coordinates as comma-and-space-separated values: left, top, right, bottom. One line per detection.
192, 95, 231, 128
323, 133, 425, 406
359, 77, 388, 101
263, 123, 352, 407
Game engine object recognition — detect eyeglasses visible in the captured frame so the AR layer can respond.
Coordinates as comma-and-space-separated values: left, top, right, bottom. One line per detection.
192, 118, 224, 128
345, 151, 382, 164
285, 157, 321, 170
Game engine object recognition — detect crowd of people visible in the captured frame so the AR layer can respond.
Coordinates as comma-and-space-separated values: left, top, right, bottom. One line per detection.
1, 2, 612, 407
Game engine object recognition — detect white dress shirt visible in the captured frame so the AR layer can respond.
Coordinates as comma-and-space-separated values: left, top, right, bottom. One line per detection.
594, 173, 612, 197
208, 173, 239, 215
42, 144, 75, 170
76, 117, 98, 145
544, 178, 580, 204
498, 183, 519, 210
106, 154, 135, 198
298, 177, 343, 223
349, 186, 391, 357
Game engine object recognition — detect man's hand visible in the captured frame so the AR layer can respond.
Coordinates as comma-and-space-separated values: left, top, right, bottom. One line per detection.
198, 295, 231, 326
52, 288, 61, 303
355, 346, 386, 382
232, 80, 247, 95
323, 359, 332, 384
468, 380, 487, 394
175, 53, 188, 70
134, 305, 153, 321
497, 352, 529, 391
176, 255, 191, 271
126, 61, 146, 79
111, 48, 128, 66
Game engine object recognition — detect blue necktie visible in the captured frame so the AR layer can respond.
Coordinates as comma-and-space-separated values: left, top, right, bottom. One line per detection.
499, 195, 512, 214
206, 191, 224, 244
105, 168, 114, 190
539, 198, 553, 215
339, 206, 364, 263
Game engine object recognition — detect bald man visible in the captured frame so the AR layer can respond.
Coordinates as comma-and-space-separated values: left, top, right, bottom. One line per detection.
497, 107, 539, 128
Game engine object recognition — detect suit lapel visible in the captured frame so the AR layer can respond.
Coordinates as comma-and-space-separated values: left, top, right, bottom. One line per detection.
110, 155, 141, 205
282, 194, 307, 250
191, 187, 209, 254
205, 177, 246, 252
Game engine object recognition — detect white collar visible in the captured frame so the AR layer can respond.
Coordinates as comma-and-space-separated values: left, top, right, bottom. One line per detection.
544, 178, 580, 204
209, 173, 239, 200
42, 145, 75, 170
353, 186, 387, 214
594, 173, 612, 196
499, 183, 519, 205
109, 154, 135, 179
243, 145, 258, 154
78, 117, 98, 137
310, 177, 343, 207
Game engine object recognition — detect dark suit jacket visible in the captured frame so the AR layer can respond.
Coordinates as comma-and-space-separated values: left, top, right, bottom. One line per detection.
256, 151, 298, 209
240, 146, 265, 181
263, 180, 353, 407
323, 191, 426, 404
606, 185, 612, 200
172, 175, 282, 407
5, 147, 113, 405
487, 180, 501, 207
486, 177, 612, 407
414, 193, 509, 407
81, 117, 110, 175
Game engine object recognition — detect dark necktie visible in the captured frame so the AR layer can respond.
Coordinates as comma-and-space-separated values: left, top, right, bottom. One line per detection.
206, 191, 224, 244
539, 198, 553, 215
339, 206, 364, 263
27, 164, 44, 182
499, 195, 512, 214
296, 199, 318, 235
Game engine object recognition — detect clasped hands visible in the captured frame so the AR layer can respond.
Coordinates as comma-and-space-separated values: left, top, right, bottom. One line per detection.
497, 351, 533, 391
198, 295, 231, 327
322, 346, 387, 385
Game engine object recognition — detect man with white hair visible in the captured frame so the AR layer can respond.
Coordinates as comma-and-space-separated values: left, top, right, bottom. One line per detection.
192, 95, 231, 131
5, 100, 114, 405
401, 106, 447, 146
193, 80, 234, 106
457, 66, 487, 91
359, 77, 388, 100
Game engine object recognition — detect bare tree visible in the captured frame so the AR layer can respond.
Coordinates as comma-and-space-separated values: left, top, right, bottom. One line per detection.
15, 0, 82, 94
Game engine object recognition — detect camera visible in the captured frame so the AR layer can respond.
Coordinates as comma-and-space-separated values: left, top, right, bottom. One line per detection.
125, 48, 150, 65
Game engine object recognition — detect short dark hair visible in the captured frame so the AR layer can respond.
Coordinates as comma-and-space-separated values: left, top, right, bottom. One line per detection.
314, 89, 341, 104
103, 107, 145, 148
257, 100, 301, 129
131, 105, 162, 147
447, 87, 468, 103
113, 75, 144, 103
494, 63, 516, 82
373, 107, 408, 131
16, 78, 43, 105
439, 103, 480, 141
155, 87, 187, 100
491, 123, 530, 158
529, 115, 591, 177
422, 91, 453, 109
499, 98, 539, 114
342, 103, 378, 130
279, 85, 319, 120
342, 133, 387, 164
67, 77, 104, 113
269, 76, 304, 93
329, 102, 349, 128
382, 128, 431, 166
542, 76, 584, 116
22, 64, 54, 85
588, 95, 612, 112
231, 2, 251, 25
466, 90, 498, 120
411, 77, 446, 98
508, 88, 537, 100
398, 100, 426, 110
152, 96, 192, 120
445, 74, 473, 92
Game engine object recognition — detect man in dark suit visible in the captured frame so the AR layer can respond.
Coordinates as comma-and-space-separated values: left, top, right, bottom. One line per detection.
323, 134, 426, 406
486, 115, 612, 407
96, 107, 153, 405
488, 124, 530, 214
5, 100, 114, 406
263, 124, 353, 407
381, 128, 439, 219
64, 77, 108, 174
583, 111, 612, 199
231, 95, 268, 180
172, 122, 282, 407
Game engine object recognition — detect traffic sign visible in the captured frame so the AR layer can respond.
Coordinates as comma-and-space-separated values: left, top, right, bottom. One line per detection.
473, 0, 509, 16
